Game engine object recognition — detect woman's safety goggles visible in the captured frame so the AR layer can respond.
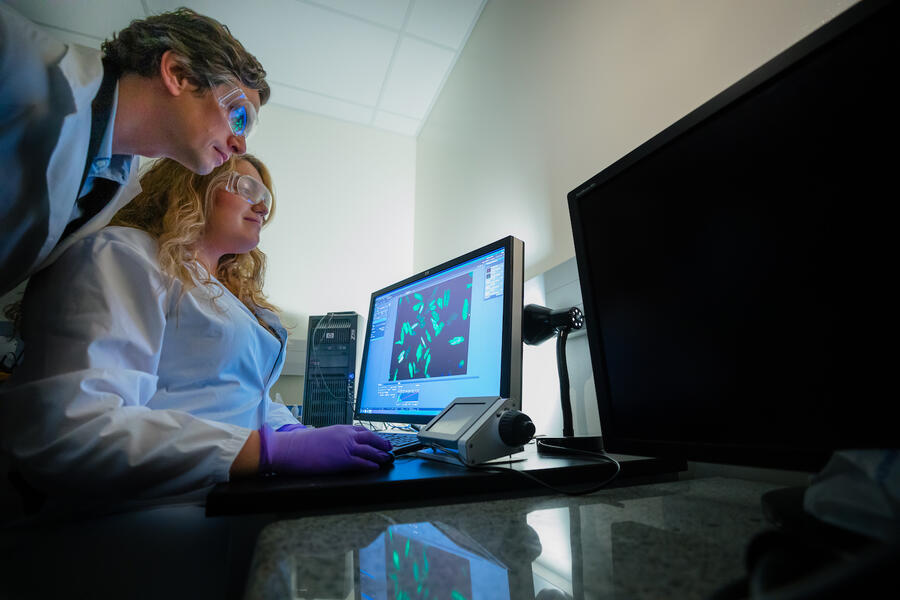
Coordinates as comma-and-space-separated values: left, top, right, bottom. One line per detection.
222, 171, 272, 217
217, 87, 258, 139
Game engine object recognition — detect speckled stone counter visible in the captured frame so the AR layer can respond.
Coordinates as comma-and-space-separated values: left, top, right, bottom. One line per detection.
243, 477, 785, 599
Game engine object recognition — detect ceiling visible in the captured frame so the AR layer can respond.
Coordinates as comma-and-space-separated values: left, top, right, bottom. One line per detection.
6, 0, 486, 137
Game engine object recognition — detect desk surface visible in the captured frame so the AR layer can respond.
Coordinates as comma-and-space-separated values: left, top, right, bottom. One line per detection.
206, 443, 686, 517
242, 476, 783, 600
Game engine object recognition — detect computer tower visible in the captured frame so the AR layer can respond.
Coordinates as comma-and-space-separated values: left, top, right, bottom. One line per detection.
302, 312, 361, 428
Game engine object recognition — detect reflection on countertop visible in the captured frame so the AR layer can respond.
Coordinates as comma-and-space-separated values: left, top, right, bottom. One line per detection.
244, 477, 784, 600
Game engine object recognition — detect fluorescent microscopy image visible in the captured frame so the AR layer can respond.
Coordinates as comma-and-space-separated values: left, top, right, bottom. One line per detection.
390, 272, 473, 381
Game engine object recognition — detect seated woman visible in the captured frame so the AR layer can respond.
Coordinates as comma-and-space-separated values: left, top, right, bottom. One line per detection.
0, 155, 392, 506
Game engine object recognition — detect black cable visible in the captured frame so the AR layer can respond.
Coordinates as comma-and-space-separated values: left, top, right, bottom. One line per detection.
415, 442, 622, 496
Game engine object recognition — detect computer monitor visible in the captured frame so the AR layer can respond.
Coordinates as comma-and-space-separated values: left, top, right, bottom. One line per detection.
354, 236, 524, 425
568, 0, 897, 471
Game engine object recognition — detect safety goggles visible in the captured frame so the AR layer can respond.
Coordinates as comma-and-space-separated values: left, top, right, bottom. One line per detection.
217, 87, 259, 139
222, 171, 272, 217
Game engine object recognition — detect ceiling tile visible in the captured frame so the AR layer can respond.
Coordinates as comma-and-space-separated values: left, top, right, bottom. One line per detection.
5, 0, 144, 42
269, 82, 374, 125
373, 111, 420, 136
378, 37, 454, 119
13, 0, 485, 137
306, 0, 410, 29
406, 0, 483, 49
150, 0, 399, 106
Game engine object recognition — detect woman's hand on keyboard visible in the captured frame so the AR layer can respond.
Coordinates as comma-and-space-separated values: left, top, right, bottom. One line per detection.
258, 424, 394, 475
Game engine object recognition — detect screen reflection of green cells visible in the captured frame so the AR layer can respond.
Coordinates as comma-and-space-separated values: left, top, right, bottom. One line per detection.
388, 528, 474, 600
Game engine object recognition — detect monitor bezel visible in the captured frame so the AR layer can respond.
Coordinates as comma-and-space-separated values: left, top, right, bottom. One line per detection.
354, 236, 524, 425
567, 0, 892, 472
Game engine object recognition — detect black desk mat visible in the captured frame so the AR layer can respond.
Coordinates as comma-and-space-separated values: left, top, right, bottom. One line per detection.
206, 444, 685, 517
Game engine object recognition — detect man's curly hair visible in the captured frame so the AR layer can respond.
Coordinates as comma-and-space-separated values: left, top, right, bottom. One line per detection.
102, 7, 269, 104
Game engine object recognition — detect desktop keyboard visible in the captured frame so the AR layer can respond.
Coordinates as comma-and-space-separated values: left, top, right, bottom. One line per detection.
377, 431, 424, 455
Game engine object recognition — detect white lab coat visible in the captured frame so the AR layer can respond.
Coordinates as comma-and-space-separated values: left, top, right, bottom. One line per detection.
0, 227, 297, 501
0, 3, 140, 296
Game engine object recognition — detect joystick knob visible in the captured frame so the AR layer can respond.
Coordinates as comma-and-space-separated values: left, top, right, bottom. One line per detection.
498, 410, 536, 446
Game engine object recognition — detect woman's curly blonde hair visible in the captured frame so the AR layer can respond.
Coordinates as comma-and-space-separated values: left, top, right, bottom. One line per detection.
111, 154, 278, 321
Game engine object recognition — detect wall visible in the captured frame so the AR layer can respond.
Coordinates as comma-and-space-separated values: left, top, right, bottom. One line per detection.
0, 103, 417, 385
415, 0, 858, 437
414, 0, 858, 279
249, 104, 417, 341
270, 374, 303, 407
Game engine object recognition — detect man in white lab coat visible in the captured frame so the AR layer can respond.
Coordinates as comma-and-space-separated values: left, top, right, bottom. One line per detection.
0, 3, 269, 297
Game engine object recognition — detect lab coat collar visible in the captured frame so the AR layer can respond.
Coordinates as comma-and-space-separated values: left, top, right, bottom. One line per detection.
84, 83, 133, 188
196, 264, 288, 345
56, 43, 104, 117
256, 307, 288, 345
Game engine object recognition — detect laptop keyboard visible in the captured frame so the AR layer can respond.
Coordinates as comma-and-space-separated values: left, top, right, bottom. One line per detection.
377, 431, 424, 455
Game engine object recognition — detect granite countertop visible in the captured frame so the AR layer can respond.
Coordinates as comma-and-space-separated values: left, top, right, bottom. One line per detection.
243, 476, 785, 600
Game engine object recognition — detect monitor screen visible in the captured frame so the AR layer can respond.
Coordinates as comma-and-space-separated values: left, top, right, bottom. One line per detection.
355, 237, 524, 425
568, 0, 897, 471
424, 402, 485, 436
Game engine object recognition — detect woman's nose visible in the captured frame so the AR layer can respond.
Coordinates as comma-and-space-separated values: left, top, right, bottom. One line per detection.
253, 200, 269, 218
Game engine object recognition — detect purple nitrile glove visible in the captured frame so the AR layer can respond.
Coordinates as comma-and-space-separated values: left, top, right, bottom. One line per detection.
258, 424, 393, 475
276, 423, 307, 432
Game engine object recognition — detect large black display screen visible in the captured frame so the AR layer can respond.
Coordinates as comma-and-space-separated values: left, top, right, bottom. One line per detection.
568, 0, 897, 470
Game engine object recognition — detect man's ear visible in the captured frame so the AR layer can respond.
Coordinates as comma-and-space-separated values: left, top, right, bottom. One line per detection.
159, 49, 193, 96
